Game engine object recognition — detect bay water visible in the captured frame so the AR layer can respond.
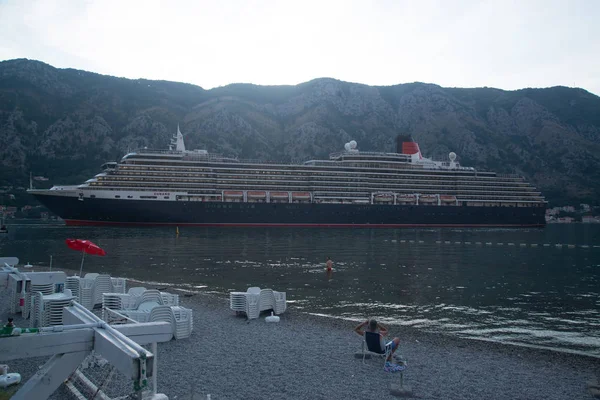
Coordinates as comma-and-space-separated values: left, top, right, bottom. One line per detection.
1, 223, 599, 357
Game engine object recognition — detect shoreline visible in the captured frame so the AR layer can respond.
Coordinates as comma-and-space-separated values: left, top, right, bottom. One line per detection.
9, 265, 600, 361
108, 274, 600, 362
2, 272, 599, 399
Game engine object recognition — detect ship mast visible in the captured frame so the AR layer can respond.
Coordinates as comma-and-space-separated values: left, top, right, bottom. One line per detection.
176, 124, 186, 152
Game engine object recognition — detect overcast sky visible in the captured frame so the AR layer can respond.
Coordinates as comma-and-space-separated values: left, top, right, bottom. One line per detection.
1, 0, 598, 95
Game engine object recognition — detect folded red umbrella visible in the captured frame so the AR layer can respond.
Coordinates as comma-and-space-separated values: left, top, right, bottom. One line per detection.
65, 238, 106, 275
66, 239, 106, 256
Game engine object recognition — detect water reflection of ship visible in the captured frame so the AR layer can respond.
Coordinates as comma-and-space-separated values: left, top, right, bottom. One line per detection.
0, 216, 7, 234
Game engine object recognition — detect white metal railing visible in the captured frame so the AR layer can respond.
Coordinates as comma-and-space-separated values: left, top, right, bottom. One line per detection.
86, 181, 544, 198
109, 162, 527, 182
98, 173, 532, 188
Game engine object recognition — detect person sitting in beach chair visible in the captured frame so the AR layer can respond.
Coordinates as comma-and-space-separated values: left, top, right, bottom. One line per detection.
354, 319, 403, 370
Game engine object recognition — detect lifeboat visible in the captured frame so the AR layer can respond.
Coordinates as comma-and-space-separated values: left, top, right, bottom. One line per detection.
223, 191, 243, 198
247, 191, 267, 198
374, 193, 394, 202
397, 194, 417, 203
291, 192, 311, 200
419, 194, 438, 203
440, 195, 457, 203
269, 191, 289, 199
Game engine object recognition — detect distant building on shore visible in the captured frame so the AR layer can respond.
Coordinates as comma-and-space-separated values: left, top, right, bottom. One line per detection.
582, 216, 600, 223
556, 217, 574, 223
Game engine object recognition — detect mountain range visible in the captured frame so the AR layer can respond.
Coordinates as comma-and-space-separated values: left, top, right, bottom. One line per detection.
1, 58, 600, 206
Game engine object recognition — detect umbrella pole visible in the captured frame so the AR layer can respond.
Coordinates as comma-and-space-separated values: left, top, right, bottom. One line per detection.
79, 251, 85, 277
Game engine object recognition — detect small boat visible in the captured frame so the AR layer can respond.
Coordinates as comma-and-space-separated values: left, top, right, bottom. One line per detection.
440, 195, 457, 203
0, 217, 7, 234
270, 192, 289, 199
419, 194, 438, 203
223, 191, 243, 198
291, 192, 311, 200
397, 194, 417, 205
247, 191, 267, 198
374, 193, 394, 202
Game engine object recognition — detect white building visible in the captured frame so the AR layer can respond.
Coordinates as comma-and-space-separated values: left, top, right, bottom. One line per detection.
582, 216, 600, 223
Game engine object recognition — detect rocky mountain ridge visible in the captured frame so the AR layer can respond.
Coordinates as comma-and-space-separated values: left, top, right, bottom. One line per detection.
1, 58, 600, 205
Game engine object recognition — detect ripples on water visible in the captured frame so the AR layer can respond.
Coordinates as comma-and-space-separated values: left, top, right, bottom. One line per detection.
1, 224, 599, 356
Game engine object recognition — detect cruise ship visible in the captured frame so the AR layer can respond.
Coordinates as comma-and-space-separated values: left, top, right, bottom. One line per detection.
28, 127, 547, 227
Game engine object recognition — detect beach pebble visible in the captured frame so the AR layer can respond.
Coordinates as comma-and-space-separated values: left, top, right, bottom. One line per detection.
390, 383, 414, 397
1, 281, 599, 400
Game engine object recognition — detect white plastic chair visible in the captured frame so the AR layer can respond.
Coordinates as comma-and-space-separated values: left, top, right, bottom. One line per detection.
247, 287, 261, 294
128, 287, 147, 296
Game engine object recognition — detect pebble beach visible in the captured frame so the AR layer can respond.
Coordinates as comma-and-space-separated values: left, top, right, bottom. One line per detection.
1, 278, 599, 400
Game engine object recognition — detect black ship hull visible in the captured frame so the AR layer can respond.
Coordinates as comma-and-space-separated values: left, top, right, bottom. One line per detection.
32, 194, 546, 227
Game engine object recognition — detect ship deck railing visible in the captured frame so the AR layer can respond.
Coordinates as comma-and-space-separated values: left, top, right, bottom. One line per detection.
128, 149, 526, 181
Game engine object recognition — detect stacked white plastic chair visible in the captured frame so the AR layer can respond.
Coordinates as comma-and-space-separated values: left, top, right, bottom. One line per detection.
111, 277, 126, 293
229, 287, 287, 320
101, 293, 126, 311
149, 305, 193, 340
30, 289, 75, 328
138, 289, 163, 304
102, 288, 193, 339
120, 300, 159, 323
229, 287, 260, 319
127, 287, 147, 296
246, 293, 260, 320
259, 289, 275, 312
23, 282, 54, 319
102, 287, 151, 316
65, 276, 80, 300
70, 273, 127, 310
230, 292, 248, 313
274, 291, 287, 314
160, 292, 179, 306
78, 277, 95, 310
7, 271, 66, 318
93, 275, 113, 306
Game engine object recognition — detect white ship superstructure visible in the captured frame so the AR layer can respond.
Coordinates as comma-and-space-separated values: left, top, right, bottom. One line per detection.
28, 128, 547, 227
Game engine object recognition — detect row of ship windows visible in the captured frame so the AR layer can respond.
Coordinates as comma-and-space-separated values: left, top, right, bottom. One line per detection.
123, 159, 496, 176
89, 192, 543, 202
91, 195, 170, 199
94, 177, 534, 189
123, 160, 455, 172
174, 205, 543, 214
179, 198, 544, 208
118, 164, 522, 182
95, 179, 535, 192
101, 174, 531, 188
87, 182, 541, 197
88, 191, 542, 203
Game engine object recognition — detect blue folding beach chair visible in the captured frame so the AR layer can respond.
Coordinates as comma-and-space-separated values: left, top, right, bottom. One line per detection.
362, 331, 407, 387
362, 331, 392, 367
